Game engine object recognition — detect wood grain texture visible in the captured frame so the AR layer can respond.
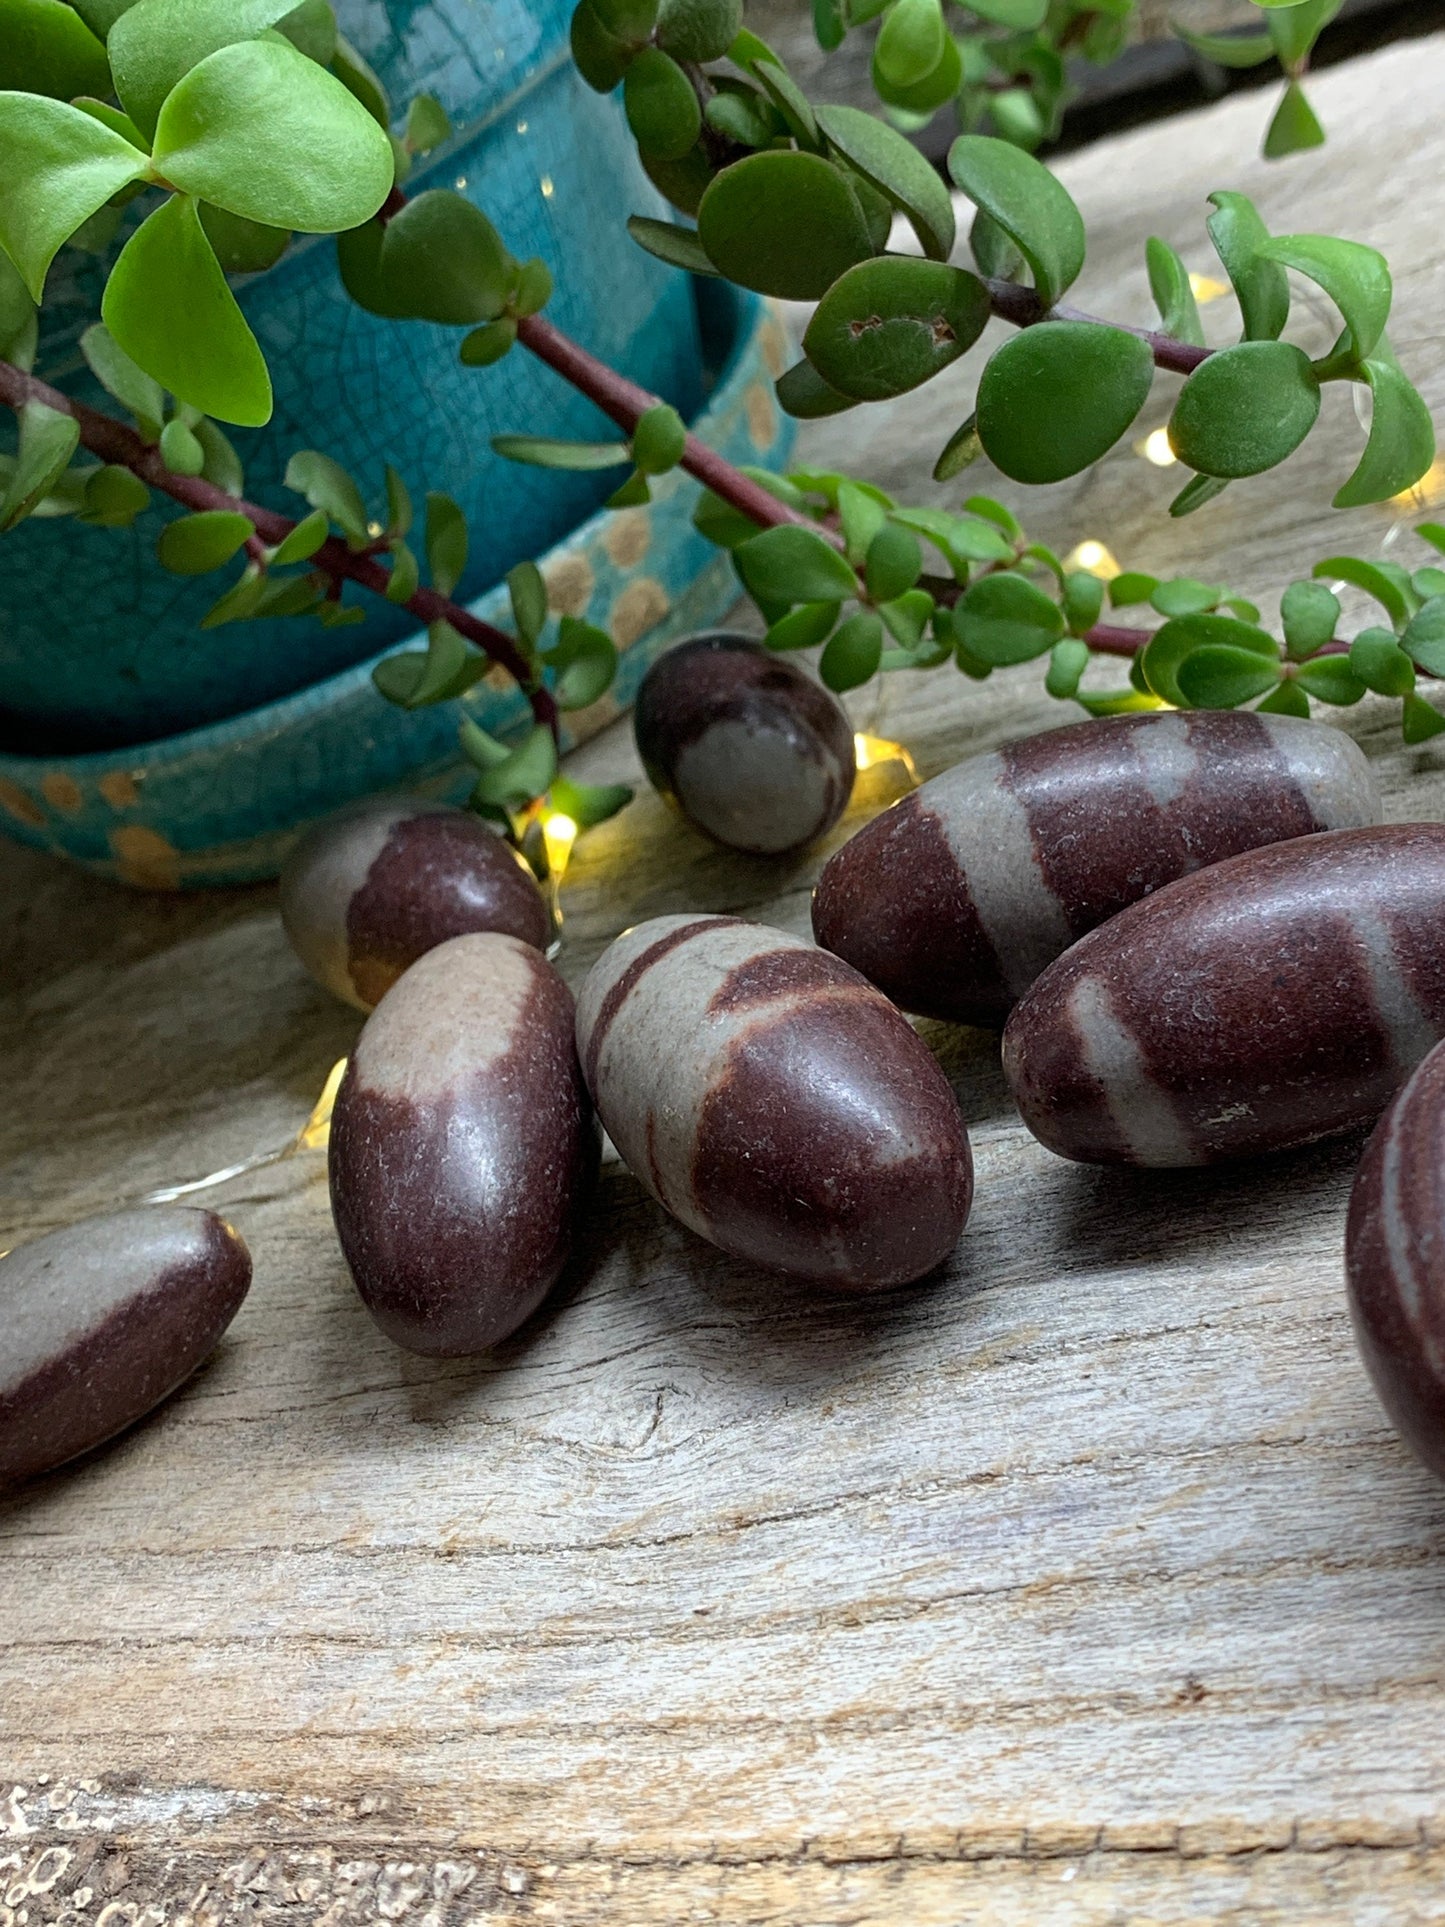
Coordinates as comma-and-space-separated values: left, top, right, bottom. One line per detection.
6, 42, 1445, 1922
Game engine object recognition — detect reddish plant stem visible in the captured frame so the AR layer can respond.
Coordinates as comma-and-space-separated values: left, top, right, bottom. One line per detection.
982, 280, 1212, 376
1084, 621, 1155, 656
0, 359, 558, 736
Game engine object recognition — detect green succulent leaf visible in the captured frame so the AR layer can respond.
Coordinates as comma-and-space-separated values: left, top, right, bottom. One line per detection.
1349, 625, 1415, 695
0, 250, 37, 373
1176, 643, 1283, 707
199, 562, 266, 628
284, 448, 367, 544
704, 80, 780, 147
656, 0, 743, 58
803, 257, 990, 403
109, 0, 300, 137
69, 0, 139, 31
976, 322, 1154, 484
384, 539, 419, 603
79, 321, 164, 434
1046, 635, 1091, 698
890, 505, 1014, 572
198, 201, 290, 274
421, 490, 467, 598
732, 36, 820, 146
969, 207, 1023, 280
73, 97, 148, 151
813, 0, 846, 48
270, 506, 329, 565
1258, 234, 1391, 360
404, 92, 451, 155
153, 39, 394, 232
1169, 471, 1230, 517
468, 722, 559, 810
491, 434, 632, 470
277, 0, 337, 62
1142, 611, 1278, 706
775, 358, 859, 420
546, 614, 618, 709
156, 507, 255, 574
570, 0, 630, 92
1062, 569, 1104, 635
626, 216, 718, 277
933, 415, 982, 481
0, 94, 148, 302
0, 0, 111, 101
623, 46, 700, 159
955, 571, 1064, 665
632, 403, 686, 475
102, 192, 273, 426
735, 523, 859, 605
460, 317, 519, 366
875, 0, 947, 88
970, 0, 1048, 22
1144, 235, 1205, 346
1313, 553, 1412, 627
865, 521, 922, 602
1332, 349, 1435, 509
820, 609, 884, 691
504, 558, 547, 650
1207, 190, 1289, 341
158, 416, 205, 475
1281, 579, 1339, 656
79, 462, 151, 527
814, 103, 955, 260
1148, 578, 1221, 618
1256, 677, 1311, 718
1109, 571, 1158, 607
697, 151, 874, 301
382, 621, 475, 707
1168, 340, 1320, 478
947, 135, 1085, 307
0, 399, 79, 531
871, 26, 960, 113
765, 600, 840, 650
374, 191, 511, 325
329, 31, 389, 125
837, 479, 887, 564
1400, 597, 1445, 677
1294, 654, 1364, 703
1262, 81, 1325, 160
1403, 692, 1445, 743
1171, 22, 1273, 66
877, 586, 934, 652
547, 773, 634, 831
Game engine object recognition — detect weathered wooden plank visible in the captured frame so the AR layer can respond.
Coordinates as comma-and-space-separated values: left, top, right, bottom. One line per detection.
6, 36, 1445, 1922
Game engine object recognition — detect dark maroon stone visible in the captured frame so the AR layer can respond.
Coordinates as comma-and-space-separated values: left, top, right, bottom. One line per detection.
281, 797, 550, 1011
1003, 824, 1445, 1167
813, 710, 1381, 1026
0, 1207, 251, 1486
634, 632, 856, 855
329, 932, 597, 1355
1346, 1040, 1445, 1481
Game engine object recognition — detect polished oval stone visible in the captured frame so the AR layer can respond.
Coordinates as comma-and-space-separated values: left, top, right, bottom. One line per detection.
329, 932, 597, 1355
1346, 1039, 1445, 1481
0, 1207, 251, 1486
813, 710, 1381, 1025
280, 797, 551, 1011
634, 632, 856, 854
1003, 824, 1445, 1167
576, 914, 972, 1289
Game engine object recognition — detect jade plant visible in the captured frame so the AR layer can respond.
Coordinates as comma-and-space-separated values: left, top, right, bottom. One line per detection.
0, 0, 1440, 866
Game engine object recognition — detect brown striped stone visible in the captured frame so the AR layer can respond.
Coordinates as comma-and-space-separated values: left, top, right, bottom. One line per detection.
280, 797, 550, 1012
1346, 1040, 1445, 1481
575, 915, 972, 1290
812, 711, 1380, 1026
328, 933, 597, 1355
1002, 824, 1445, 1167
634, 633, 856, 855
0, 1207, 251, 1487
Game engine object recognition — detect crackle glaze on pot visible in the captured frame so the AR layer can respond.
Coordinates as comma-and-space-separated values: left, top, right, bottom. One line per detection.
3, 0, 704, 751
0, 288, 791, 886
0, 1207, 252, 1486
576, 914, 973, 1290
813, 710, 1381, 1025
1003, 824, 1445, 1167
329, 933, 598, 1355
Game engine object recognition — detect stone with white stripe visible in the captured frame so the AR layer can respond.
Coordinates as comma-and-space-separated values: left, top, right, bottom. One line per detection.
1346, 1038, 1445, 1481
329, 932, 597, 1354
1003, 824, 1445, 1167
0, 1207, 251, 1486
813, 710, 1381, 1025
575, 915, 972, 1289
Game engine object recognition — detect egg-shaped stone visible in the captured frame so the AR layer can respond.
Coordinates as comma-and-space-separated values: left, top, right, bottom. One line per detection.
281, 796, 550, 1011
329, 932, 597, 1354
0, 1207, 251, 1486
576, 914, 972, 1288
634, 633, 856, 854
1003, 824, 1445, 1167
1345, 1039, 1445, 1481
814, 710, 1381, 1025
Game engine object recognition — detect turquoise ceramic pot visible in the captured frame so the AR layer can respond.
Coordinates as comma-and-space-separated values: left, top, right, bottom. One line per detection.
1, 0, 703, 751
0, 287, 794, 887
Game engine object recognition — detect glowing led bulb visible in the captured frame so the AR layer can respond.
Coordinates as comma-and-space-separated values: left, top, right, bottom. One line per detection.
1141, 428, 1176, 467
853, 734, 919, 785
1065, 540, 1120, 579
542, 811, 578, 880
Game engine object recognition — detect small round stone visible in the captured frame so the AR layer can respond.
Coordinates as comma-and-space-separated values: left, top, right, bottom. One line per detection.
280, 797, 550, 1011
1346, 1039, 1445, 1481
0, 1207, 252, 1486
576, 914, 972, 1289
634, 632, 856, 855
329, 932, 598, 1355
